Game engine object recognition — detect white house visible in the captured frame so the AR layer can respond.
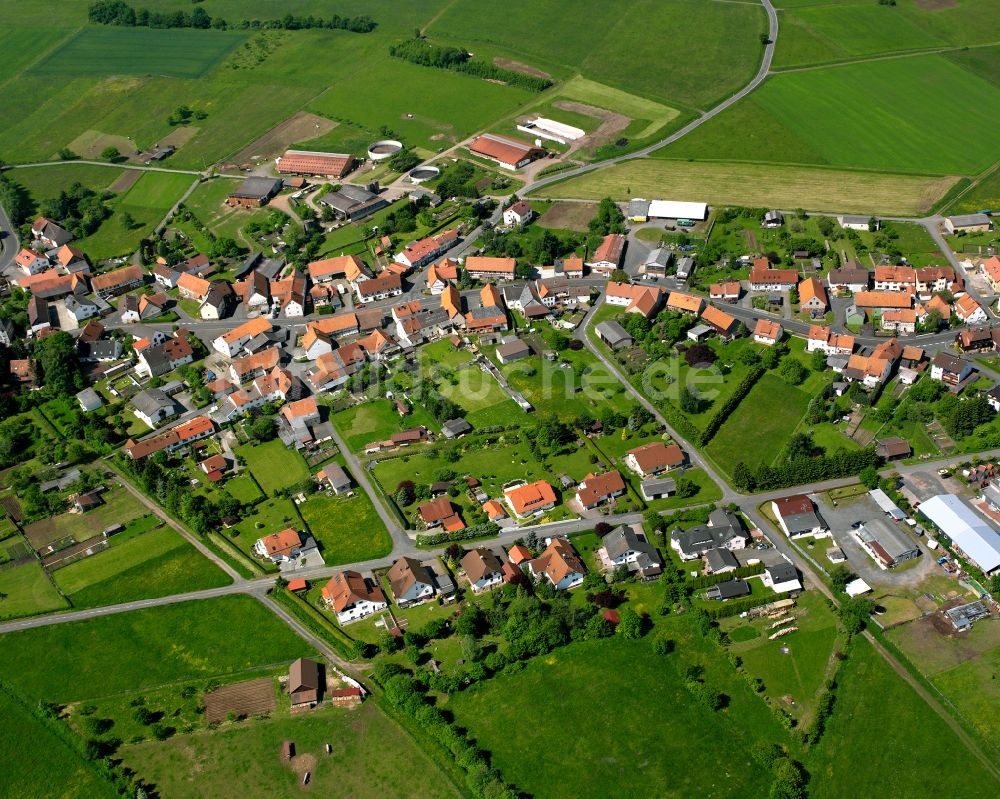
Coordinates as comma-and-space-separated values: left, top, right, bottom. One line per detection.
503, 200, 533, 227
322, 570, 387, 624
762, 562, 802, 593
838, 215, 874, 231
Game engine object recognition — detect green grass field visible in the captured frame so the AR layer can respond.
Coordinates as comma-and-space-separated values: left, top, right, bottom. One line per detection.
805, 637, 1000, 798
31, 27, 247, 79
76, 170, 195, 258
9, 163, 125, 197
429, 0, 765, 109
0, 690, 117, 799
332, 399, 438, 452
663, 55, 1000, 177
177, 177, 270, 242
124, 701, 461, 799
445, 624, 780, 799
225, 474, 264, 504
706, 370, 826, 479
298, 490, 392, 566
52, 525, 230, 609
541, 158, 955, 215
948, 167, 1000, 215
225, 497, 302, 563
0, 595, 313, 703
0, 561, 69, 620
236, 440, 310, 495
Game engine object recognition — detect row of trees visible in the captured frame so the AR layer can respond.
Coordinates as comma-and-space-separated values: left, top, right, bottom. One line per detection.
390, 37, 552, 92
88, 1, 376, 32
733, 446, 880, 493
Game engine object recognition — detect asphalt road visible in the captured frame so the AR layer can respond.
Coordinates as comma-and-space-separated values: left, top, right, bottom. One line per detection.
0, 199, 18, 273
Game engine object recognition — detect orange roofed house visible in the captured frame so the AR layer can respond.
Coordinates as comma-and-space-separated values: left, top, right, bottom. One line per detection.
322, 570, 387, 624
798, 278, 828, 315
748, 259, 798, 291
469, 133, 546, 170
624, 441, 685, 477
843, 338, 901, 389
504, 480, 557, 519
806, 325, 854, 356
700, 304, 738, 339
307, 254, 370, 286
528, 537, 586, 590
575, 470, 626, 510
254, 527, 306, 564
753, 319, 783, 346
605, 282, 663, 318
417, 495, 465, 532
465, 256, 517, 281
665, 290, 704, 316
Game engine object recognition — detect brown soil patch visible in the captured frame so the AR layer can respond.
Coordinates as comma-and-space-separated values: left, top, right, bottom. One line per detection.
537, 202, 597, 232
204, 677, 276, 723
108, 170, 142, 193
157, 126, 200, 149
494, 58, 551, 79
553, 100, 631, 153
289, 752, 317, 788
64, 130, 138, 160
230, 111, 337, 166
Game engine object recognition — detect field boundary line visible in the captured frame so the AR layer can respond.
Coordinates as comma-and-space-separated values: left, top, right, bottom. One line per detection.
772, 39, 1000, 74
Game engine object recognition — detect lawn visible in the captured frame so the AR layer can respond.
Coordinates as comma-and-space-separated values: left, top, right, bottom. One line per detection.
225, 497, 302, 562
663, 54, 1000, 177
0, 690, 117, 799
177, 176, 273, 242
0, 595, 314, 703
540, 158, 955, 216
332, 399, 437, 452
23, 486, 148, 548
225, 474, 264, 504
706, 372, 824, 480
31, 27, 247, 79
721, 590, 842, 725
51, 525, 230, 609
298, 490, 392, 566
445, 625, 781, 799
236, 439, 310, 495
804, 637, 1000, 798
0, 561, 68, 619
77, 170, 196, 259
948, 166, 1000, 216
123, 700, 461, 799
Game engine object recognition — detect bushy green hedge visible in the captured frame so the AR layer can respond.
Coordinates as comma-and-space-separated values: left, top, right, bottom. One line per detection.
698, 366, 765, 446
416, 522, 499, 547
687, 562, 764, 589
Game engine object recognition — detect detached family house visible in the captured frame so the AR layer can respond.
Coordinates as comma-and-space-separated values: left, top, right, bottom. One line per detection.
771, 495, 828, 539
527, 537, 586, 591
625, 441, 684, 478
322, 570, 387, 624
388, 557, 437, 607
461, 548, 506, 594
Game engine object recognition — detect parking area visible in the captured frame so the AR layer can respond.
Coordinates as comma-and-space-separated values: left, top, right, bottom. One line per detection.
814, 493, 936, 589
901, 468, 968, 504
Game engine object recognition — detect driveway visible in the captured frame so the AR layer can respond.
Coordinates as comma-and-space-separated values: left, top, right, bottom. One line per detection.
814, 493, 936, 590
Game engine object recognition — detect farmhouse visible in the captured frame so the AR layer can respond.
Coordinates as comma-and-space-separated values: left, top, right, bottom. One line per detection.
827, 263, 870, 294
772, 495, 828, 539
700, 304, 738, 339
276, 149, 355, 179
749, 261, 797, 291
595, 319, 632, 350
16, 248, 48, 275
944, 213, 992, 234
915, 266, 956, 296
427, 259, 459, 293
31, 216, 72, 248
930, 351, 973, 386
838, 215, 873, 231
461, 548, 506, 594
710, 281, 741, 302
504, 480, 557, 518
90, 264, 143, 298
874, 265, 916, 292
355, 271, 402, 303
308, 254, 370, 285
213, 317, 272, 357
322, 571, 386, 624
799, 278, 828, 314
575, 470, 626, 510
395, 229, 459, 270
753, 319, 783, 346
288, 658, 321, 708
465, 256, 516, 281
528, 537, 586, 590
587, 234, 626, 274
226, 177, 282, 208
666, 291, 703, 316
982, 257, 1000, 292
468, 133, 546, 170
388, 557, 438, 607
625, 441, 684, 477
605, 282, 663, 318
670, 508, 748, 560
806, 325, 854, 356
599, 525, 662, 579
539, 256, 584, 280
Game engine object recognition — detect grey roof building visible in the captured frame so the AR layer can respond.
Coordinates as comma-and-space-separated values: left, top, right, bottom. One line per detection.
595, 320, 632, 350
441, 418, 472, 439
602, 525, 662, 579
132, 388, 178, 427
319, 184, 389, 221
229, 176, 282, 204
704, 547, 739, 573
706, 579, 750, 601
670, 508, 749, 560
496, 337, 530, 364
640, 477, 676, 501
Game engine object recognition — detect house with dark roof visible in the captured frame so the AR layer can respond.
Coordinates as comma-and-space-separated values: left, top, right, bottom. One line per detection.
131, 388, 179, 428
876, 437, 912, 461
763, 563, 802, 593
771, 495, 828, 539
388, 557, 437, 607
704, 547, 739, 574
670, 508, 749, 560
288, 657, 321, 707
226, 176, 282, 208
600, 525, 661, 579
705, 579, 751, 601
